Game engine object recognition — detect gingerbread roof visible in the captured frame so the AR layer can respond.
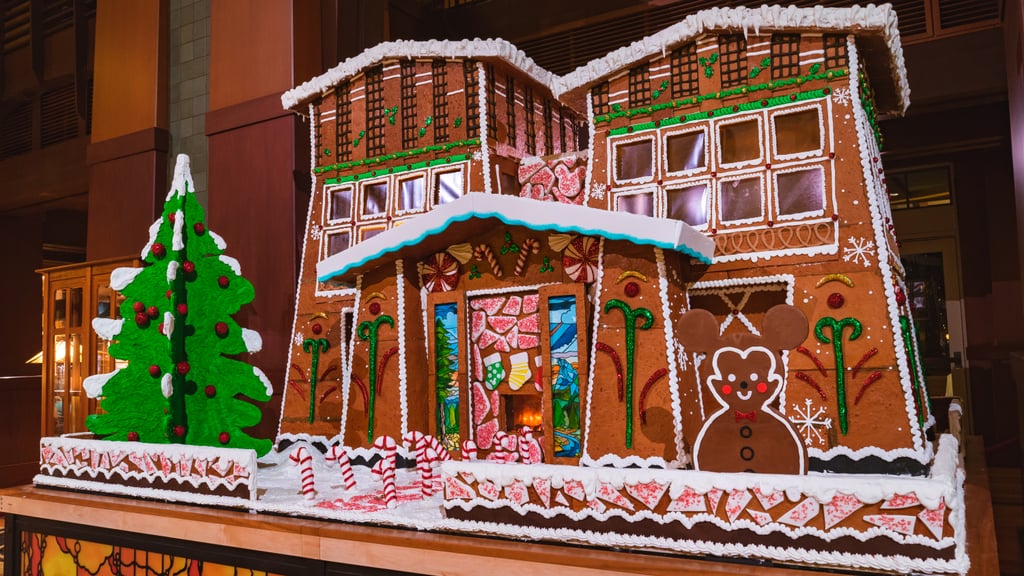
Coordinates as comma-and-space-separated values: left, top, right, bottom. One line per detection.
316, 194, 715, 284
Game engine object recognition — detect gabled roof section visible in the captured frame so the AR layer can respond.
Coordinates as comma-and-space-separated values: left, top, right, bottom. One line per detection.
281, 38, 558, 110
553, 4, 910, 115
316, 194, 715, 284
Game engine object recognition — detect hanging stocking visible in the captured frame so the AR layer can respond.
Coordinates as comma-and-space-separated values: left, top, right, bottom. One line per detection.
507, 352, 532, 391
483, 353, 506, 390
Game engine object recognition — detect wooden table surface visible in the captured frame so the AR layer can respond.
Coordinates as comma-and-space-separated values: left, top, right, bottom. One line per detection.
0, 436, 1001, 576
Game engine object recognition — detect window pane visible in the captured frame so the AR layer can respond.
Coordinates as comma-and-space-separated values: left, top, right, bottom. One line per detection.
361, 227, 384, 241
774, 109, 821, 156
615, 140, 653, 180
616, 192, 654, 217
435, 171, 463, 205
399, 177, 426, 211
776, 168, 824, 216
666, 132, 706, 172
719, 120, 761, 165
363, 182, 387, 216
720, 178, 763, 222
330, 187, 352, 221
327, 231, 350, 255
666, 184, 709, 226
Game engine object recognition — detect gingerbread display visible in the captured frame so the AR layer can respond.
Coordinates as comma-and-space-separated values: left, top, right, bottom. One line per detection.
679, 304, 808, 474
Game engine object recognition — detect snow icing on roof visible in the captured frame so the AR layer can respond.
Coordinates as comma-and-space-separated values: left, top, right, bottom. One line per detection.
316, 194, 715, 283
282, 5, 909, 114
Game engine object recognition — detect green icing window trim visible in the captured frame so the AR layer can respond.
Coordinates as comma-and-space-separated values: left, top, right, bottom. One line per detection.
594, 68, 848, 127
323, 153, 473, 185
606, 87, 833, 137
314, 138, 480, 175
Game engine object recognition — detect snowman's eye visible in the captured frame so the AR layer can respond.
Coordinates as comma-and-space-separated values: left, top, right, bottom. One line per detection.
727, 373, 737, 382
749, 373, 758, 381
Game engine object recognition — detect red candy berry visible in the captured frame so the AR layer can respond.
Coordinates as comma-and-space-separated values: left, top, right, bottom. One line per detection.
624, 282, 640, 298
135, 313, 149, 327
127, 431, 139, 441
168, 213, 176, 222
183, 261, 196, 274
133, 301, 145, 313
369, 302, 381, 316
147, 305, 159, 318
827, 292, 845, 309
218, 432, 230, 444
215, 322, 229, 337
177, 303, 188, 315
177, 361, 190, 375
149, 365, 161, 377
194, 223, 206, 235
166, 289, 173, 299
173, 425, 186, 437
757, 382, 768, 394
721, 385, 733, 395
152, 243, 166, 258
218, 276, 229, 288
311, 323, 323, 335
205, 385, 217, 397
895, 286, 907, 306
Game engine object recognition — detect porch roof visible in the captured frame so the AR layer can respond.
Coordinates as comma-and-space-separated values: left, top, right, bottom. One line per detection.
316, 194, 715, 284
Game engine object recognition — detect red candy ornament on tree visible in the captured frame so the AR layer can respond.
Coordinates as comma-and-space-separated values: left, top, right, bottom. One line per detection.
215, 322, 229, 337
152, 243, 166, 258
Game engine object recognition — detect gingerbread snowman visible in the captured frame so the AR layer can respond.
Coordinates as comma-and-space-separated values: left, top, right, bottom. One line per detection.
679, 304, 808, 474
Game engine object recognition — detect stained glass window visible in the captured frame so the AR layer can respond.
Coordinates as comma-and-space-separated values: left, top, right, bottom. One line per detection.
548, 295, 581, 458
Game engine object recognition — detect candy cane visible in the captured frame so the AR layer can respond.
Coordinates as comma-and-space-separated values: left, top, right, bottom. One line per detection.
518, 428, 543, 465
402, 431, 433, 497
473, 244, 502, 277
490, 431, 507, 462
514, 238, 540, 276
372, 435, 398, 508
422, 434, 452, 462
288, 446, 316, 500
460, 439, 478, 460
325, 444, 357, 491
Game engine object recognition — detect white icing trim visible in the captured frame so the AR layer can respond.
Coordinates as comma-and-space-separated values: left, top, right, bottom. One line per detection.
340, 276, 363, 444
655, 248, 687, 468
581, 238, 604, 465
219, 255, 242, 276
583, 90, 597, 205
168, 154, 196, 200
210, 230, 227, 250
478, 62, 493, 196
172, 209, 185, 251
161, 373, 173, 398
163, 311, 174, 339
92, 317, 123, 341
167, 260, 179, 283
83, 369, 118, 398
110, 267, 144, 291
254, 366, 274, 397
242, 328, 263, 353
396, 259, 409, 437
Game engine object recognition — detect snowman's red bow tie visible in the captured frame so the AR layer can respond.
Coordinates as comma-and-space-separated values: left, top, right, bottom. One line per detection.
734, 410, 757, 422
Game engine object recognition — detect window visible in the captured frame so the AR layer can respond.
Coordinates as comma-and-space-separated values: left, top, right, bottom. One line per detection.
329, 186, 353, 221
558, 105, 566, 153
671, 43, 699, 98
719, 118, 761, 165
362, 181, 388, 217
499, 171, 519, 196
542, 99, 553, 155
486, 64, 497, 140
773, 108, 822, 157
336, 82, 352, 161
432, 60, 449, 143
524, 86, 536, 154
327, 231, 351, 256
506, 74, 517, 149
592, 82, 610, 116
614, 139, 653, 181
365, 66, 386, 157
464, 60, 480, 138
719, 177, 763, 223
666, 184, 710, 226
398, 176, 426, 212
771, 34, 801, 79
628, 64, 651, 108
719, 35, 748, 89
435, 170, 464, 205
775, 167, 825, 218
823, 34, 848, 70
616, 191, 654, 217
665, 130, 706, 173
360, 226, 385, 241
401, 61, 418, 149
887, 165, 953, 210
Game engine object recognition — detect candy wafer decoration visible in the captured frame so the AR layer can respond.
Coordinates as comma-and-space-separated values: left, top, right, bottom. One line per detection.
460, 439, 478, 460
325, 444, 357, 491
372, 435, 398, 508
288, 445, 316, 500
514, 238, 540, 276
473, 244, 502, 277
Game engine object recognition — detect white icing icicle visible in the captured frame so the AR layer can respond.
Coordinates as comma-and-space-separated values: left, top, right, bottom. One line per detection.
110, 267, 144, 291
168, 154, 195, 200
254, 366, 274, 396
161, 373, 173, 398
163, 311, 174, 339
83, 368, 119, 398
92, 317, 124, 340
210, 230, 227, 250
220, 255, 242, 276
172, 209, 185, 251
167, 260, 179, 283
242, 328, 263, 353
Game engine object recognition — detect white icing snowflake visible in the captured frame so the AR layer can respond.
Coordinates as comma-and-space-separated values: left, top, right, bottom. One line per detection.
292, 331, 305, 347
590, 183, 607, 200
789, 398, 832, 447
310, 224, 323, 240
842, 236, 876, 267
472, 149, 483, 161
831, 88, 852, 106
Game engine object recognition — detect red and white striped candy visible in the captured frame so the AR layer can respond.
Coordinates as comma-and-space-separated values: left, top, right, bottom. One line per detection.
460, 439, 478, 460
326, 444, 357, 491
372, 435, 398, 509
288, 445, 316, 500
518, 429, 544, 464
403, 431, 434, 497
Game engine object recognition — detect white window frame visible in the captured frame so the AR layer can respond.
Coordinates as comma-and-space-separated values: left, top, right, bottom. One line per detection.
773, 164, 827, 222
664, 178, 713, 230
716, 172, 766, 226
325, 184, 355, 225
662, 125, 710, 178
716, 114, 764, 170
609, 134, 658, 186
770, 103, 825, 162
359, 178, 390, 220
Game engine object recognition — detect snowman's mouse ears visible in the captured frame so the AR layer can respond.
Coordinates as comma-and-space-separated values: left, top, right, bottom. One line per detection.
762, 304, 809, 351
677, 309, 722, 355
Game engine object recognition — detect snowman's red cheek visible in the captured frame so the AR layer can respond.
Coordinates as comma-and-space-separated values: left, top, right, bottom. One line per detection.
721, 385, 733, 395
757, 382, 768, 393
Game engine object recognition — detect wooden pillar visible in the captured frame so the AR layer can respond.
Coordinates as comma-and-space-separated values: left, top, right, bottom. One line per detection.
86, 0, 170, 260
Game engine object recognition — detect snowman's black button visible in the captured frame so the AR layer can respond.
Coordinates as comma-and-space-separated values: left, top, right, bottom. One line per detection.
740, 446, 755, 461
739, 426, 752, 438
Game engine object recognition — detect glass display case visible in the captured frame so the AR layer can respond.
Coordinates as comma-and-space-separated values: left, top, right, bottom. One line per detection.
39, 257, 138, 437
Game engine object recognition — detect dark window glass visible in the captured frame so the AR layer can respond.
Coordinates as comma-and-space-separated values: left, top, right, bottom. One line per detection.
666, 131, 706, 172
615, 140, 653, 181
720, 177, 763, 222
776, 169, 824, 216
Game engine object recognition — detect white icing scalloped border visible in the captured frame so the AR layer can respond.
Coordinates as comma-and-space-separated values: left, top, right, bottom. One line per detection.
396, 259, 410, 437
656, 247, 687, 467
582, 237, 605, 464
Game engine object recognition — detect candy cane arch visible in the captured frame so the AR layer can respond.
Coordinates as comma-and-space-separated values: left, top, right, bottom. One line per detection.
372, 435, 398, 508
514, 238, 539, 276
473, 244, 502, 277
815, 316, 863, 435
358, 314, 395, 440
288, 445, 316, 500
460, 439, 478, 460
325, 444, 357, 491
603, 298, 655, 449
402, 431, 435, 497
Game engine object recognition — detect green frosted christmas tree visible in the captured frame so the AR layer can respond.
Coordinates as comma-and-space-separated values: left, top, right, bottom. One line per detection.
83, 154, 272, 456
